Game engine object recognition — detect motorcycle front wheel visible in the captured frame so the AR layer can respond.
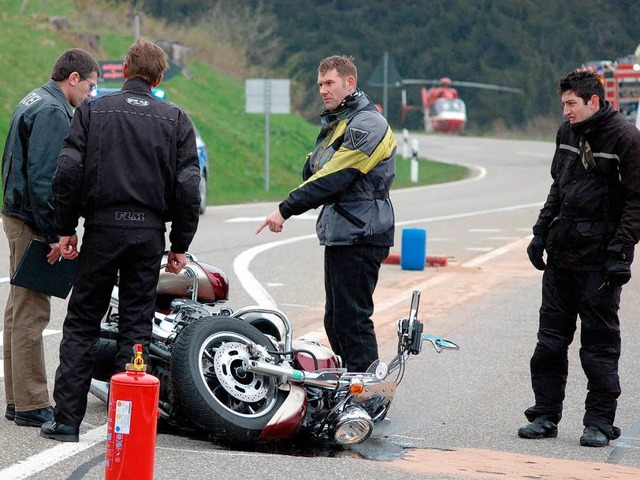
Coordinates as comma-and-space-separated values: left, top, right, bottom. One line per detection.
171, 316, 288, 444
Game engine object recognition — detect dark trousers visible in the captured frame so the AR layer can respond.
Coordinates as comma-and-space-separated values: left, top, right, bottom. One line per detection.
324, 244, 389, 372
53, 226, 164, 426
525, 266, 622, 438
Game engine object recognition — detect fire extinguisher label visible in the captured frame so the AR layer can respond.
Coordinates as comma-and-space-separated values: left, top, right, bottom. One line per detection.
114, 400, 132, 434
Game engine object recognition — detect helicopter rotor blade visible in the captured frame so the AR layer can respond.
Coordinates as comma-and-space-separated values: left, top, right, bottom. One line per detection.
402, 79, 441, 86
401, 78, 522, 93
449, 80, 522, 93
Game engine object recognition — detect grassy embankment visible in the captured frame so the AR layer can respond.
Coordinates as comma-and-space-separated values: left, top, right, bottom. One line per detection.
0, 0, 468, 206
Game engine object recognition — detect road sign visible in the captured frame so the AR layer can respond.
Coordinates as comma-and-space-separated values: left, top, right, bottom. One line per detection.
245, 79, 291, 191
245, 79, 290, 114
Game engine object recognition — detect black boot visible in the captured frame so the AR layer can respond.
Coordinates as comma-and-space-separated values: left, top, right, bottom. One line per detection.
4, 404, 15, 421
14, 406, 53, 427
40, 421, 80, 442
580, 426, 609, 447
518, 416, 558, 439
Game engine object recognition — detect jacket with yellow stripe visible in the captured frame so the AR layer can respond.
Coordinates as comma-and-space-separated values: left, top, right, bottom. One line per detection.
279, 90, 396, 246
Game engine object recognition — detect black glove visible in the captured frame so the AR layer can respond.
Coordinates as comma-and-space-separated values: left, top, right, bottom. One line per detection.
527, 235, 546, 271
605, 249, 633, 287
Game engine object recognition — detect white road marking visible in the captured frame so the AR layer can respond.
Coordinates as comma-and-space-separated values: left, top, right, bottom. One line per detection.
394, 202, 542, 228
463, 237, 529, 268
235, 202, 543, 309
0, 424, 106, 480
233, 234, 316, 309
486, 236, 520, 241
468, 228, 501, 233
465, 247, 495, 252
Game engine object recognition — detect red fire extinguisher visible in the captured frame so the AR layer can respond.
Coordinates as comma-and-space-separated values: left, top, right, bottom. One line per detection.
105, 344, 160, 480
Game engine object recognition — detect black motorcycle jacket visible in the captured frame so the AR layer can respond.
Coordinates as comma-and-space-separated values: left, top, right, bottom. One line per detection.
52, 77, 200, 253
2, 80, 74, 243
533, 102, 640, 269
279, 90, 396, 246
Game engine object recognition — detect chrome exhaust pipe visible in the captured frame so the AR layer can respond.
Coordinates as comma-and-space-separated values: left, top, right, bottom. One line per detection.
89, 379, 110, 403
242, 359, 349, 390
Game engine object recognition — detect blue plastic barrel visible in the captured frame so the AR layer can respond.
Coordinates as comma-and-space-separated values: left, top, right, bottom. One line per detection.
401, 228, 426, 271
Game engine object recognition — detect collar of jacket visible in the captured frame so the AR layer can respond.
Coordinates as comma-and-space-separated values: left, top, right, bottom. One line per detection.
570, 100, 615, 136
121, 77, 154, 95
320, 89, 371, 125
42, 79, 74, 119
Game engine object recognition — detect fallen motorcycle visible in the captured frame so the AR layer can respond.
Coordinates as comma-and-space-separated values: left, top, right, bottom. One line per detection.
90, 254, 458, 446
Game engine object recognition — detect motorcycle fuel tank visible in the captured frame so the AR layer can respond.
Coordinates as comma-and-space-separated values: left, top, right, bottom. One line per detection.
292, 339, 340, 371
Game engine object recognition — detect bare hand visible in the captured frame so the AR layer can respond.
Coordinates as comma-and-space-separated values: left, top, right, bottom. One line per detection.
46, 243, 61, 265
166, 251, 187, 274
59, 235, 79, 260
256, 209, 285, 234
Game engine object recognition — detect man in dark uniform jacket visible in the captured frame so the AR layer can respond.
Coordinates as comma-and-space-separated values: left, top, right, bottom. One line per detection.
40, 38, 200, 442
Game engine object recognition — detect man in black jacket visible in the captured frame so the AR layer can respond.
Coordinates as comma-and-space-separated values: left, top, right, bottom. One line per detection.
40, 38, 200, 442
519, 69, 640, 447
1, 48, 99, 428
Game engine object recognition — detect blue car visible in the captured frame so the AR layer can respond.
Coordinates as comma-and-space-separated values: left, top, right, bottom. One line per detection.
193, 125, 209, 214
89, 87, 209, 214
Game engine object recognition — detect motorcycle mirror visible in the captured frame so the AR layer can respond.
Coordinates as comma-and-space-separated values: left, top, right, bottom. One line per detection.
423, 334, 459, 353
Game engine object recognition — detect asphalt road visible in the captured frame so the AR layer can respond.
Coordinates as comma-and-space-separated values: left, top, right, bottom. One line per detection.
1, 134, 639, 479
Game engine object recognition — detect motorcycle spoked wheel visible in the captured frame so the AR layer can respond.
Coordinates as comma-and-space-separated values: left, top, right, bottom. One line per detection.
171, 316, 288, 444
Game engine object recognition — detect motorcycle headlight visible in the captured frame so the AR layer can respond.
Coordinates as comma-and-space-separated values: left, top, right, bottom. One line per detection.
330, 407, 374, 445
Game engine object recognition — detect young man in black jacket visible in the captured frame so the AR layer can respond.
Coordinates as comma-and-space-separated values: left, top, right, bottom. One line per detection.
40, 38, 200, 442
1, 48, 99, 428
519, 68, 640, 447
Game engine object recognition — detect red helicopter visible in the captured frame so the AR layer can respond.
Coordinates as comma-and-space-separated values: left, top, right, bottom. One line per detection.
401, 77, 521, 133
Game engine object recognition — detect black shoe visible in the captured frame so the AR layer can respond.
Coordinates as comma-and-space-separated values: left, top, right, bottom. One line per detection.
580, 426, 609, 447
518, 416, 558, 439
40, 421, 80, 443
14, 406, 53, 427
5, 404, 15, 421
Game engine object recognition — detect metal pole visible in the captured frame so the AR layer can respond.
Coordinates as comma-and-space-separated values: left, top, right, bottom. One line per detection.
402, 128, 409, 159
134, 15, 140, 38
411, 138, 419, 183
264, 80, 271, 192
382, 52, 389, 118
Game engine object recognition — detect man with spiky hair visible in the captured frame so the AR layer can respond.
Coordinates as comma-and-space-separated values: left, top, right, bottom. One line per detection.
257, 55, 396, 373
520, 68, 640, 447
1, 48, 99, 429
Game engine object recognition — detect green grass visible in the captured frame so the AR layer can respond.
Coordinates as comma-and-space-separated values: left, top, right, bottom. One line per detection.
0, 0, 469, 206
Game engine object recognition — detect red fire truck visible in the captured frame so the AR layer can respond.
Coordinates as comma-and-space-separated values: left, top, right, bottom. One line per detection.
600, 56, 640, 125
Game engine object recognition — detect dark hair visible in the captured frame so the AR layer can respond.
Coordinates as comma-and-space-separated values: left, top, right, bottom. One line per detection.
318, 55, 357, 84
558, 68, 605, 107
51, 48, 100, 82
124, 37, 168, 85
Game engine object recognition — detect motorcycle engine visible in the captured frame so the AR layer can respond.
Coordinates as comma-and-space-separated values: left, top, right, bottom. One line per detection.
170, 299, 212, 331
